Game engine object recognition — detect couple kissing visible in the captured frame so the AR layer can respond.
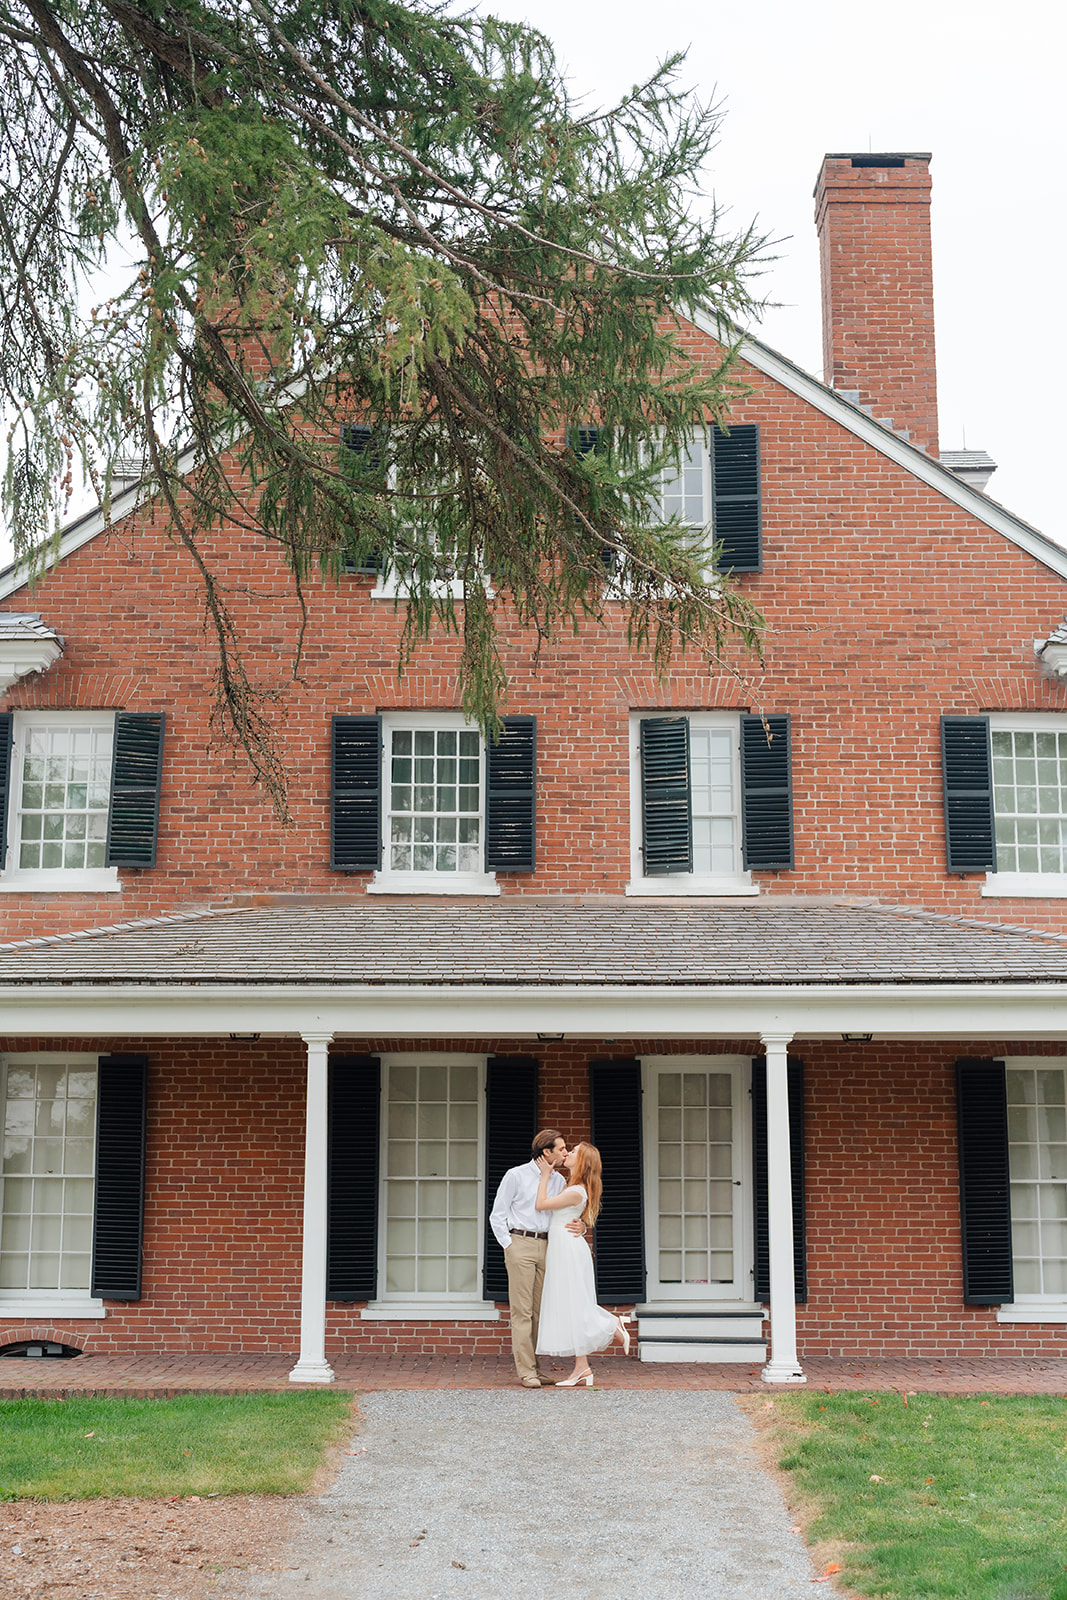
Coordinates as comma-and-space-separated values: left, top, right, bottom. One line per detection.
489, 1129, 631, 1388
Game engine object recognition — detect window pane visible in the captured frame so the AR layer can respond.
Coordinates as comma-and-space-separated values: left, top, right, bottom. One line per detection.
16, 724, 114, 873
0, 1061, 97, 1292
386, 726, 483, 874
994, 730, 1067, 874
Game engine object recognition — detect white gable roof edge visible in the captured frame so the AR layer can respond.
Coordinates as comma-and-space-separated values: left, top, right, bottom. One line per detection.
0, 439, 200, 603
692, 306, 1067, 583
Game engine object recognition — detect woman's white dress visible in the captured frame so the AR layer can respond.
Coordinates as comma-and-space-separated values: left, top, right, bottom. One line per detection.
535, 1186, 620, 1358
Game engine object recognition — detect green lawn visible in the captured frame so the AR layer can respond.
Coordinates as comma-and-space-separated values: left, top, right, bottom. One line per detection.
762, 1393, 1067, 1600
0, 1390, 354, 1501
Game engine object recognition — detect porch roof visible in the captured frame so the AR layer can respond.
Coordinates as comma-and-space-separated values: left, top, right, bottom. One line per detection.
4, 897, 1067, 987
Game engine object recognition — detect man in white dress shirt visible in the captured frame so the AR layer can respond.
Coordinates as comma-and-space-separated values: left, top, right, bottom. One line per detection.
489, 1128, 585, 1387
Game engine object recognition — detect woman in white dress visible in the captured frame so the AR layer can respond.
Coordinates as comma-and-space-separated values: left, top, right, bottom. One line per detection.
533, 1142, 631, 1386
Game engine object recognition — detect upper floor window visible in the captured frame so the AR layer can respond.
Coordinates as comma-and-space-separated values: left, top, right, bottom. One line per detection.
658, 425, 762, 574
0, 710, 165, 892
331, 713, 536, 892
943, 713, 1067, 896
627, 710, 793, 895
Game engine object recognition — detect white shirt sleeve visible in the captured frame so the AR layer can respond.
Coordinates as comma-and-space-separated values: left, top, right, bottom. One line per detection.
490, 1166, 518, 1251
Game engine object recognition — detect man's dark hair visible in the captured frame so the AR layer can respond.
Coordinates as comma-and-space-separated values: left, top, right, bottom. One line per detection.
532, 1129, 564, 1159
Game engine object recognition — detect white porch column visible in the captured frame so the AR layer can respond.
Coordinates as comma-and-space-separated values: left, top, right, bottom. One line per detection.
289, 1032, 336, 1384
760, 1031, 806, 1384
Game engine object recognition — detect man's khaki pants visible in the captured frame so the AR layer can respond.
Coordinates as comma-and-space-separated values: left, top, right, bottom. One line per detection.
504, 1233, 548, 1381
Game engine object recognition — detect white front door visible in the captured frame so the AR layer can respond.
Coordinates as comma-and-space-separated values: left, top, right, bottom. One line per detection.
642, 1056, 752, 1302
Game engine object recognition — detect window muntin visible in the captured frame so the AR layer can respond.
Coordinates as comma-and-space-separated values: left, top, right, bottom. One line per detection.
16, 722, 113, 871
0, 1057, 97, 1295
1007, 1064, 1067, 1298
381, 1058, 483, 1299
660, 433, 709, 528
388, 728, 482, 874
992, 728, 1067, 874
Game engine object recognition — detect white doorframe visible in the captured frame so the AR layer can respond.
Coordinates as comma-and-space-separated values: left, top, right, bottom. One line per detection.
641, 1055, 753, 1304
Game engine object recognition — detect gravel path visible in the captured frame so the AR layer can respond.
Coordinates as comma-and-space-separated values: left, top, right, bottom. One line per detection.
222, 1390, 817, 1599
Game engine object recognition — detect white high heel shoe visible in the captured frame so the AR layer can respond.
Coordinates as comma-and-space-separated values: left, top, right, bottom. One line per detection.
556, 1369, 594, 1387
616, 1316, 632, 1356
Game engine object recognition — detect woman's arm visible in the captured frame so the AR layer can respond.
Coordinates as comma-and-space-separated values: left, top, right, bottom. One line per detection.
535, 1155, 583, 1212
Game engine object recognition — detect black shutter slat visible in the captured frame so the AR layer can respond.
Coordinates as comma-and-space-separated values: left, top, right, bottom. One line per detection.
340, 426, 383, 573
327, 1055, 381, 1301
751, 1057, 806, 1303
957, 1058, 1013, 1305
485, 717, 536, 872
331, 715, 382, 870
106, 712, 165, 868
91, 1054, 148, 1300
712, 423, 762, 572
640, 717, 693, 874
589, 1059, 645, 1302
484, 1055, 540, 1301
0, 712, 12, 871
741, 714, 794, 870
941, 717, 997, 873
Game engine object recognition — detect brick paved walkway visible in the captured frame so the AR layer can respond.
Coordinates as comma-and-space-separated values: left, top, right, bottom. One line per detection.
2, 1350, 1066, 1398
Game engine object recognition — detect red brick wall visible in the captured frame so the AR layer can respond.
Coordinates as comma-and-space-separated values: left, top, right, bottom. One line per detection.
1, 321, 1066, 941
1, 1036, 1065, 1361
814, 153, 939, 454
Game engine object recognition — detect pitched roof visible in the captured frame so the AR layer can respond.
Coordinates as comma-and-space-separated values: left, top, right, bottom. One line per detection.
3, 899, 1067, 987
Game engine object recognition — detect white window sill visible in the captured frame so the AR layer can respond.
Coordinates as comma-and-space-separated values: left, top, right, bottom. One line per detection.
0, 1297, 106, 1319
368, 872, 501, 896
0, 870, 121, 893
982, 874, 1067, 897
359, 1301, 500, 1321
995, 1303, 1067, 1323
625, 875, 758, 897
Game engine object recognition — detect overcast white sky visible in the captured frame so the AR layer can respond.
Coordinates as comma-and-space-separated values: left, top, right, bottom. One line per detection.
483, 0, 1067, 547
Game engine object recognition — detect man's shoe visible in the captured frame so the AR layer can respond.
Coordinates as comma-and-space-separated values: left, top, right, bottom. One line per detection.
536, 1374, 556, 1385
520, 1375, 542, 1388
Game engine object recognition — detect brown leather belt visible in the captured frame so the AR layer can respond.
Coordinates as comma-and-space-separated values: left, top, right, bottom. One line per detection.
510, 1228, 548, 1240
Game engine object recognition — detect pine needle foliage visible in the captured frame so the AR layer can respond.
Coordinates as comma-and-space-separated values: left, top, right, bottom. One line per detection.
0, 0, 769, 818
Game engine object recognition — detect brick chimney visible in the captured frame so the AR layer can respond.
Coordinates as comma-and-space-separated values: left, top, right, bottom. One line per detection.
814, 153, 938, 456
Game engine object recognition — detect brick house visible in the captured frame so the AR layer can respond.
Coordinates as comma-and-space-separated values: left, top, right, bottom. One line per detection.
2, 151, 1067, 1382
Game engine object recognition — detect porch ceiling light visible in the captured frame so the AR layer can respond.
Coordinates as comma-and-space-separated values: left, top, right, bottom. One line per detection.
537, 1033, 565, 1041
841, 1033, 873, 1042
229, 1032, 261, 1042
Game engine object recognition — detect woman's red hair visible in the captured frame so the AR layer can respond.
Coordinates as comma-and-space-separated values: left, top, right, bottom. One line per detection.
568, 1143, 603, 1227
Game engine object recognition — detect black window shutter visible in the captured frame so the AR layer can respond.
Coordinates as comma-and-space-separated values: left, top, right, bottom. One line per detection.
340, 426, 383, 573
0, 712, 12, 870
327, 1055, 381, 1301
941, 716, 996, 873
751, 1057, 806, 1303
741, 714, 794, 869
640, 717, 693, 874
568, 426, 604, 456
485, 717, 536, 871
712, 423, 762, 572
956, 1058, 1013, 1305
106, 712, 165, 868
589, 1059, 645, 1303
91, 1054, 148, 1300
331, 715, 382, 869
483, 1055, 540, 1301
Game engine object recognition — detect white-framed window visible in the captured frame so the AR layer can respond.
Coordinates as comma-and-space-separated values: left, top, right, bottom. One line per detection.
0, 1053, 104, 1314
362, 1054, 496, 1318
626, 711, 757, 896
1006, 1060, 1067, 1305
368, 712, 500, 895
1, 712, 120, 892
983, 714, 1067, 897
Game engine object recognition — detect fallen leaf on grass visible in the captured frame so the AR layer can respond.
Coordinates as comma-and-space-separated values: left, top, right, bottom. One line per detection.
869, 1474, 885, 1482
83, 1432, 95, 1439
